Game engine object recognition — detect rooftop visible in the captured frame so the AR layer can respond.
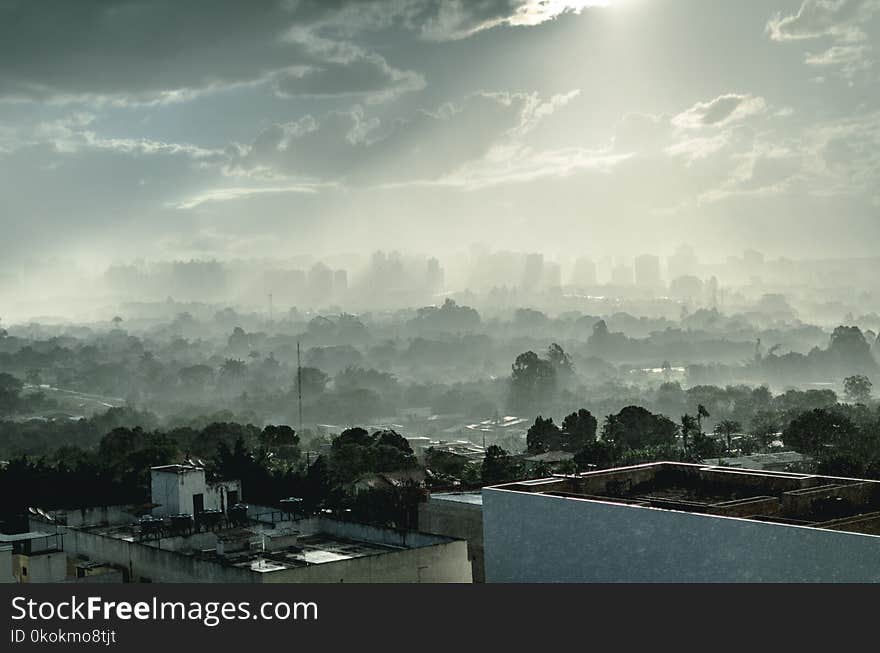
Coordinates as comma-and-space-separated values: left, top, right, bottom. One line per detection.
0, 531, 55, 542
151, 464, 203, 474
215, 532, 404, 573
430, 492, 483, 506
75, 516, 457, 574
491, 462, 880, 537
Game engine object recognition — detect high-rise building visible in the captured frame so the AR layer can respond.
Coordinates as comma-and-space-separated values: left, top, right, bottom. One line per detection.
667, 244, 698, 281
571, 257, 597, 287
634, 254, 662, 289
610, 263, 633, 286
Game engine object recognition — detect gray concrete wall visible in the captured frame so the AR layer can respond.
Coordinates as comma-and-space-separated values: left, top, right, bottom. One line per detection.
0, 547, 13, 583
262, 540, 472, 583
419, 499, 485, 582
51, 505, 141, 528
483, 488, 880, 582
42, 518, 470, 583
60, 526, 256, 583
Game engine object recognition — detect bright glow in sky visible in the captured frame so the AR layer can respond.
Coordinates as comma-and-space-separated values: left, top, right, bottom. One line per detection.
1, 0, 879, 267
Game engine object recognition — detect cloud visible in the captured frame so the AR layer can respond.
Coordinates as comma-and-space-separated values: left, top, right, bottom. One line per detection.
172, 184, 327, 210
415, 0, 608, 41
766, 0, 879, 42
805, 43, 874, 76
766, 0, 879, 78
0, 1, 427, 106
0, 1, 606, 105
671, 94, 767, 130
234, 91, 562, 185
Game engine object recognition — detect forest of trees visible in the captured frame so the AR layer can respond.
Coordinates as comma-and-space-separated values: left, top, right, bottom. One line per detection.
2, 300, 880, 532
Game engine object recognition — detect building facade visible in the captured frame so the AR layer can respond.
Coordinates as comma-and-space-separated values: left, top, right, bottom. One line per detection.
484, 462, 880, 582
150, 465, 241, 517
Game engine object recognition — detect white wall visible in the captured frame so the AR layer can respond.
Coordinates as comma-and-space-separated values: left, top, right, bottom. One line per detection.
151, 469, 240, 516
16, 551, 67, 583
483, 488, 880, 583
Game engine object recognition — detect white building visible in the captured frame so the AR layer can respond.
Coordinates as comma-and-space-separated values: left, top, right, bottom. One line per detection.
0, 532, 66, 583
30, 514, 472, 583
484, 462, 880, 582
150, 464, 241, 517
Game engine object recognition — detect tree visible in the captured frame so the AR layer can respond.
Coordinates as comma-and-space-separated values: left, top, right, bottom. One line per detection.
783, 409, 858, 457
680, 414, 698, 453
425, 448, 468, 480
602, 406, 678, 450
0, 373, 23, 415
696, 404, 710, 433
844, 375, 873, 404
295, 367, 330, 398
546, 343, 574, 378
220, 358, 247, 379
750, 411, 779, 449
178, 364, 214, 388
573, 440, 618, 471
828, 326, 872, 369
526, 416, 562, 454
509, 351, 556, 412
481, 445, 520, 485
328, 427, 416, 485
259, 425, 300, 464
561, 409, 598, 452
713, 420, 742, 455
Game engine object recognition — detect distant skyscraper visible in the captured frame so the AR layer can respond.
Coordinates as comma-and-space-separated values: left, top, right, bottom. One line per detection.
543, 261, 561, 289
571, 257, 597, 287
308, 262, 333, 301
668, 244, 698, 281
610, 263, 633, 286
333, 269, 348, 296
634, 254, 662, 289
426, 257, 444, 294
522, 253, 544, 293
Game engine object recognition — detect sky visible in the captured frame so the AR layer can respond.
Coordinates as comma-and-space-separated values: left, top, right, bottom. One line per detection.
1, 0, 879, 267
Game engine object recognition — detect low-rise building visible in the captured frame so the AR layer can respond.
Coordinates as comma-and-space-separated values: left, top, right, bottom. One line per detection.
30, 514, 471, 583
484, 462, 880, 582
0, 531, 66, 583
150, 464, 241, 517
419, 492, 485, 582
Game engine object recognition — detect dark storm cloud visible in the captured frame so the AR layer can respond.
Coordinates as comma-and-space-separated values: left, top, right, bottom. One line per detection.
0, 0, 427, 104
0, 0, 588, 103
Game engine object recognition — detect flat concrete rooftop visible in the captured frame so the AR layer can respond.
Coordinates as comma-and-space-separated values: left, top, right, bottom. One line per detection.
429, 492, 483, 506
492, 462, 880, 536
220, 533, 403, 573
75, 516, 458, 572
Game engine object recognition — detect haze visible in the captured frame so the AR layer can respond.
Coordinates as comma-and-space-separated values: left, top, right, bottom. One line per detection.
1, 0, 879, 320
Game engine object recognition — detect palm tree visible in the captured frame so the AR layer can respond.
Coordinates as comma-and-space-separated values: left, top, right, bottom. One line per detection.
696, 404, 710, 434
220, 358, 247, 379
680, 414, 698, 453
714, 420, 742, 455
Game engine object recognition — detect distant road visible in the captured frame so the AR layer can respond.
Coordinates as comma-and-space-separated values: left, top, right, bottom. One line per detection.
25, 384, 126, 409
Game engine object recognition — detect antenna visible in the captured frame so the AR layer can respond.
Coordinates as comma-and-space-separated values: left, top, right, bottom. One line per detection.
297, 340, 303, 433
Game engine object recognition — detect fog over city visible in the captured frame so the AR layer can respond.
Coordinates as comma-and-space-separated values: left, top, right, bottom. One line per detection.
3, 2, 880, 584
